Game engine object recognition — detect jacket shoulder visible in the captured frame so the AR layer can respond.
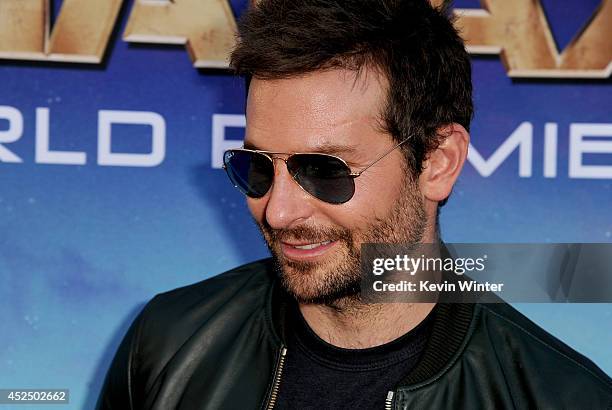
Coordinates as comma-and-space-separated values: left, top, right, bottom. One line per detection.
97, 258, 277, 409
147, 257, 276, 319
139, 258, 277, 349
138, 257, 277, 356
475, 303, 612, 405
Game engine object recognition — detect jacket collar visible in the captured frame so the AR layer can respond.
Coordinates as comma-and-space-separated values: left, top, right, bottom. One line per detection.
264, 255, 477, 387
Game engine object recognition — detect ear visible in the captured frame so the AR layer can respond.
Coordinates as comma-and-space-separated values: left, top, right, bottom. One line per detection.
418, 123, 469, 203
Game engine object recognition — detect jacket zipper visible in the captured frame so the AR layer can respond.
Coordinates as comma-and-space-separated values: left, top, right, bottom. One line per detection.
264, 347, 394, 410
264, 346, 288, 410
385, 391, 395, 410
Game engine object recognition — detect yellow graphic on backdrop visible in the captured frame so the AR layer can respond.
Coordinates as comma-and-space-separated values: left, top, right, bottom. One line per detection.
123, 0, 237, 68
0, 0, 121, 63
432, 0, 611, 78
0, 0, 609, 78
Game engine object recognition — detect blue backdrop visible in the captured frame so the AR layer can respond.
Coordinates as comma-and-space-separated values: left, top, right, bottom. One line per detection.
1, 0, 610, 408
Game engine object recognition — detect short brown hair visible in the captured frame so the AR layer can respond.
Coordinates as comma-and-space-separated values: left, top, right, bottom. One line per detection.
231, 0, 473, 180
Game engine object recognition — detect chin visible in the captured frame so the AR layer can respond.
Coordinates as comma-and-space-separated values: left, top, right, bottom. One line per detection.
275, 256, 362, 305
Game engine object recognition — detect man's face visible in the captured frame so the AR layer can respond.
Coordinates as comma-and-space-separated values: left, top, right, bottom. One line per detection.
245, 68, 427, 305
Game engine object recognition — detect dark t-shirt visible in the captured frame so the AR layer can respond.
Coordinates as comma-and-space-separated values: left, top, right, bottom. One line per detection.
275, 304, 434, 409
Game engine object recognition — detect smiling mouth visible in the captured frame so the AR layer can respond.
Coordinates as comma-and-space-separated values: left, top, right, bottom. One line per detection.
280, 240, 338, 260
290, 241, 332, 250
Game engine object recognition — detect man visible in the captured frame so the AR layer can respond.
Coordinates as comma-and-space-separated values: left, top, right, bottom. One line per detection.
98, 0, 612, 409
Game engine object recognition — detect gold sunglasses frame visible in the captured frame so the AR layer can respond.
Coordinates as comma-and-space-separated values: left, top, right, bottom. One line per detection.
223, 135, 412, 203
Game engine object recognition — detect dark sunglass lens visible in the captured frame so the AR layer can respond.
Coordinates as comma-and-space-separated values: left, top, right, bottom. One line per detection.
223, 150, 273, 198
287, 154, 355, 204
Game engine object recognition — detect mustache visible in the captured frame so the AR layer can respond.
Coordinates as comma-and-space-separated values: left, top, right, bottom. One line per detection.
257, 220, 352, 244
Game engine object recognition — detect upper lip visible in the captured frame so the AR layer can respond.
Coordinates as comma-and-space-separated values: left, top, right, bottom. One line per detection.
282, 240, 332, 247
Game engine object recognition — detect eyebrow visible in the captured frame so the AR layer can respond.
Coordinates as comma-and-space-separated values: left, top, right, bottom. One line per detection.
243, 141, 358, 156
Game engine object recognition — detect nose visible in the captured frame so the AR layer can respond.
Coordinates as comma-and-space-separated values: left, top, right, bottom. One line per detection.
263, 157, 315, 230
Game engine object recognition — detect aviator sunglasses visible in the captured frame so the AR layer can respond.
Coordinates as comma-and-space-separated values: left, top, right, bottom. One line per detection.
223, 136, 412, 204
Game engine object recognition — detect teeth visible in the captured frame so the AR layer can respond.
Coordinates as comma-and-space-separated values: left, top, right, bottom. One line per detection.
293, 241, 331, 250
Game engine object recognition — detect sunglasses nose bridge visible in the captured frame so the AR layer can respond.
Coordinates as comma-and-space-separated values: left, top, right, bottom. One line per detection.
260, 153, 292, 183
266, 155, 313, 200
268, 155, 289, 165
267, 155, 292, 178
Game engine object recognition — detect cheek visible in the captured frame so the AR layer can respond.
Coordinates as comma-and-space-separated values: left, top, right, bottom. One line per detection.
324, 184, 390, 229
345, 166, 405, 218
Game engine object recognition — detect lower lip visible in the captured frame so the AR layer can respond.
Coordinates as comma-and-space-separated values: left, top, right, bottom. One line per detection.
281, 241, 337, 261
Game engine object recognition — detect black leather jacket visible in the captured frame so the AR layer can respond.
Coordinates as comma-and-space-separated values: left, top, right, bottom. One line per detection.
98, 258, 612, 409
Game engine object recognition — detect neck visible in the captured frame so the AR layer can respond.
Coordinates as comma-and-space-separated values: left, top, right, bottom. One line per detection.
299, 300, 435, 349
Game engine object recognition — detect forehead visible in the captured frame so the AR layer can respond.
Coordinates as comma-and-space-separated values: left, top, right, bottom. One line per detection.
245, 67, 389, 152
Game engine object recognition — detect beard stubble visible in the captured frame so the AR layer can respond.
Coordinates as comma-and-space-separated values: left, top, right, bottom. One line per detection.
257, 174, 427, 306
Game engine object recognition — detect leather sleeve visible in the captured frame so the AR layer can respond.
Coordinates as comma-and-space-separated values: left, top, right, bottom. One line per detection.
96, 307, 147, 410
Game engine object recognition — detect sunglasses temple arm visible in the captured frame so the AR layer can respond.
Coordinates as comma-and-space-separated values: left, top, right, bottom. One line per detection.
351, 135, 413, 176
